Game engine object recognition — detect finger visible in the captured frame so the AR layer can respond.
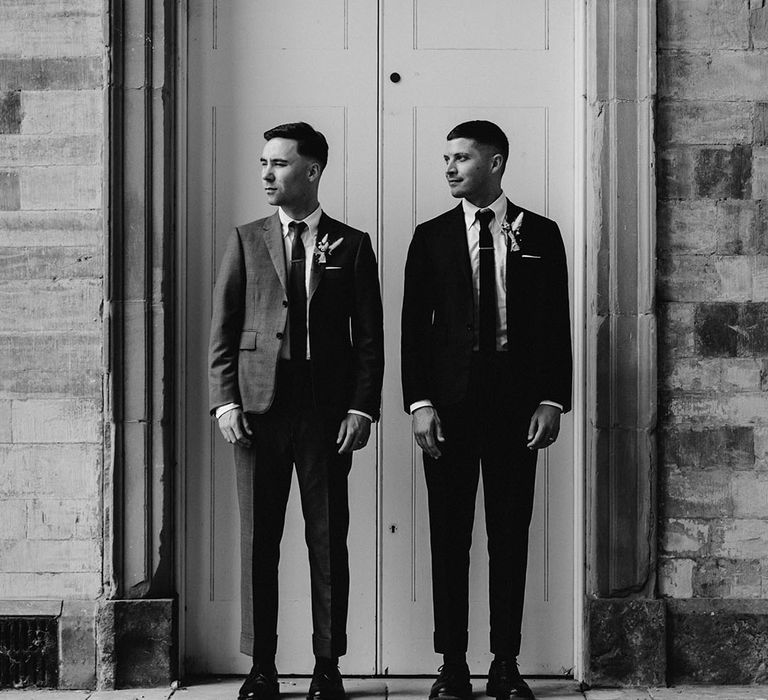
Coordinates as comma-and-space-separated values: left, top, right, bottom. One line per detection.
241, 413, 253, 436
527, 422, 547, 449
435, 416, 445, 443
424, 429, 442, 459
338, 430, 356, 454
336, 421, 347, 445
527, 414, 538, 442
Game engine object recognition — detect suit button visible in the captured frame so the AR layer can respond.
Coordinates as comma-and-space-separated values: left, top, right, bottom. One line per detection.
466, 324, 472, 331
276, 332, 284, 339
282, 300, 288, 307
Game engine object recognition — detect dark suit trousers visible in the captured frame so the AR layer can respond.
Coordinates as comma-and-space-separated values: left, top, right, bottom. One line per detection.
234, 360, 352, 660
424, 353, 538, 657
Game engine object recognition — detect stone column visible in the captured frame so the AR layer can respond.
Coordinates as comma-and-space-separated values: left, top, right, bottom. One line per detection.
99, 0, 177, 688
585, 0, 664, 686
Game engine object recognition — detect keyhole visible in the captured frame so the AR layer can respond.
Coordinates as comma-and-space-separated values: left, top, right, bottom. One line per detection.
389, 524, 398, 533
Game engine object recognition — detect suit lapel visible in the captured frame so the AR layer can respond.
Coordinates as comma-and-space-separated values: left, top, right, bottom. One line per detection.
262, 212, 288, 293
308, 211, 334, 304
447, 203, 472, 289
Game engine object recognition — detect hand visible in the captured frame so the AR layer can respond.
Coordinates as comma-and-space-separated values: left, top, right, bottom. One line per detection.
337, 413, 371, 454
527, 404, 561, 450
217, 407, 253, 448
412, 406, 445, 459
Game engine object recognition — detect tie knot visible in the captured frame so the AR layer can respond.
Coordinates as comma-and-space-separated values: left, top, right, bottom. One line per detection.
289, 220, 306, 234
476, 209, 494, 227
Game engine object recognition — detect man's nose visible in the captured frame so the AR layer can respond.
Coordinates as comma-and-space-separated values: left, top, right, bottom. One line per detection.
263, 169, 274, 181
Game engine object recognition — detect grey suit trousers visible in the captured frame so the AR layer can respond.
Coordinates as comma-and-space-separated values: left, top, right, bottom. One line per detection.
234, 360, 352, 660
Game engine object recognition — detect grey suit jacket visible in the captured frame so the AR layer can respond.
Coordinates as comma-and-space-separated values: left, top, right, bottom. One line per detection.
209, 211, 384, 419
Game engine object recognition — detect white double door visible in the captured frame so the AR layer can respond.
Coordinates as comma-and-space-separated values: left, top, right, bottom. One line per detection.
183, 0, 576, 676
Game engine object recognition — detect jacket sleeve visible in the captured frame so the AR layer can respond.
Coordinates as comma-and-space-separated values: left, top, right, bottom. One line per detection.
538, 223, 573, 413
400, 225, 434, 412
208, 228, 246, 414
348, 232, 385, 420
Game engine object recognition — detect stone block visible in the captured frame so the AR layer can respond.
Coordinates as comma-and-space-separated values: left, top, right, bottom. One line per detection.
658, 0, 751, 49
0, 135, 101, 166
0, 572, 101, 599
98, 599, 177, 689
659, 257, 752, 303
667, 598, 768, 683
752, 6, 768, 48
659, 145, 752, 199
11, 399, 102, 444
674, 426, 755, 470
722, 358, 763, 390
0, 444, 99, 498
659, 51, 768, 101
0, 170, 20, 210
0, 538, 100, 573
661, 466, 733, 519
0, 399, 11, 441
20, 165, 102, 210
0, 57, 103, 91
661, 518, 710, 556
739, 302, 768, 354
756, 102, 768, 145
588, 598, 666, 687
693, 558, 763, 598
716, 200, 763, 255
664, 392, 768, 425
658, 557, 695, 598
0, 279, 102, 332
0, 91, 21, 134
0, 9, 102, 58
660, 357, 721, 391
21, 90, 103, 135
0, 245, 102, 280
753, 255, 768, 300
0, 499, 27, 540
657, 200, 717, 254
658, 303, 695, 360
59, 600, 97, 690
753, 146, 768, 200
0, 210, 102, 247
0, 332, 101, 398
694, 302, 739, 356
712, 519, 768, 558
27, 498, 100, 540
656, 100, 753, 145
732, 472, 768, 517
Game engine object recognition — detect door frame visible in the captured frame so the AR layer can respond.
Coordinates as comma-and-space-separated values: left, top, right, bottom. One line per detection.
172, 0, 592, 681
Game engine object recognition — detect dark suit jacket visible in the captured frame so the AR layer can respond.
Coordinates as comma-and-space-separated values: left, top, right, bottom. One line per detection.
401, 200, 572, 414
209, 211, 384, 419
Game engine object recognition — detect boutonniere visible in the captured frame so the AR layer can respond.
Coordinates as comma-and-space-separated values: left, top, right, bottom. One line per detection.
501, 212, 525, 253
314, 234, 343, 265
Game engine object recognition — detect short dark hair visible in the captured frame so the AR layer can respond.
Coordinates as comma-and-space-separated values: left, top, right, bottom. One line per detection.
263, 121, 329, 168
446, 120, 509, 168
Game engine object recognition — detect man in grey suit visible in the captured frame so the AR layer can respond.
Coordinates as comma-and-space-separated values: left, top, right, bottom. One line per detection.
209, 122, 384, 700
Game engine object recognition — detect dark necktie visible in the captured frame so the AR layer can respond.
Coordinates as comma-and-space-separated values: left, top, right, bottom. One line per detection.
477, 208, 496, 353
288, 220, 307, 360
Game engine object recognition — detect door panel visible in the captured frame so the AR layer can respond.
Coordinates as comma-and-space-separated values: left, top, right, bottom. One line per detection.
378, 0, 575, 674
184, 0, 378, 674
184, 0, 576, 675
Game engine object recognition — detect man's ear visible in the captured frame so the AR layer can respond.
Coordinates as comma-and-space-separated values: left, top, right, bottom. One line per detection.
490, 153, 504, 174
307, 161, 322, 182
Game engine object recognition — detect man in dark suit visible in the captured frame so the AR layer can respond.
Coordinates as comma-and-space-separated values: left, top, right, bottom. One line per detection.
209, 122, 384, 700
401, 121, 572, 700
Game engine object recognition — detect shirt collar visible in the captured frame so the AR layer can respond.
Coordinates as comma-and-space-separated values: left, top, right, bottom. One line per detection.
462, 191, 508, 231
278, 204, 323, 238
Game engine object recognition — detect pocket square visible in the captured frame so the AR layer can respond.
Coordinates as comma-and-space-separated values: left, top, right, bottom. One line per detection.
521, 254, 542, 259
324, 266, 343, 270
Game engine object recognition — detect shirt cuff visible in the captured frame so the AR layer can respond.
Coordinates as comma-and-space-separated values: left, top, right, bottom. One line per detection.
409, 400, 434, 414
214, 402, 240, 419
539, 400, 564, 411
348, 409, 373, 422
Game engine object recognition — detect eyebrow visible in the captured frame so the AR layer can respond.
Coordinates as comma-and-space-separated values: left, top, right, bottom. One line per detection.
260, 157, 289, 164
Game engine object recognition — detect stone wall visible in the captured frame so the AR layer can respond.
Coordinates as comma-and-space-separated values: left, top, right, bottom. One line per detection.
0, 1, 105, 604
657, 0, 768, 681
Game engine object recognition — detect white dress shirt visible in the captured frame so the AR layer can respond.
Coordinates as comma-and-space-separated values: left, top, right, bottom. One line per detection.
409, 191, 563, 415
216, 205, 372, 422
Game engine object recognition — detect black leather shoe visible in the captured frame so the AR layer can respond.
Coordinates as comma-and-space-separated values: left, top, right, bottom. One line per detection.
429, 663, 473, 700
239, 663, 280, 700
486, 658, 534, 699
306, 663, 346, 700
